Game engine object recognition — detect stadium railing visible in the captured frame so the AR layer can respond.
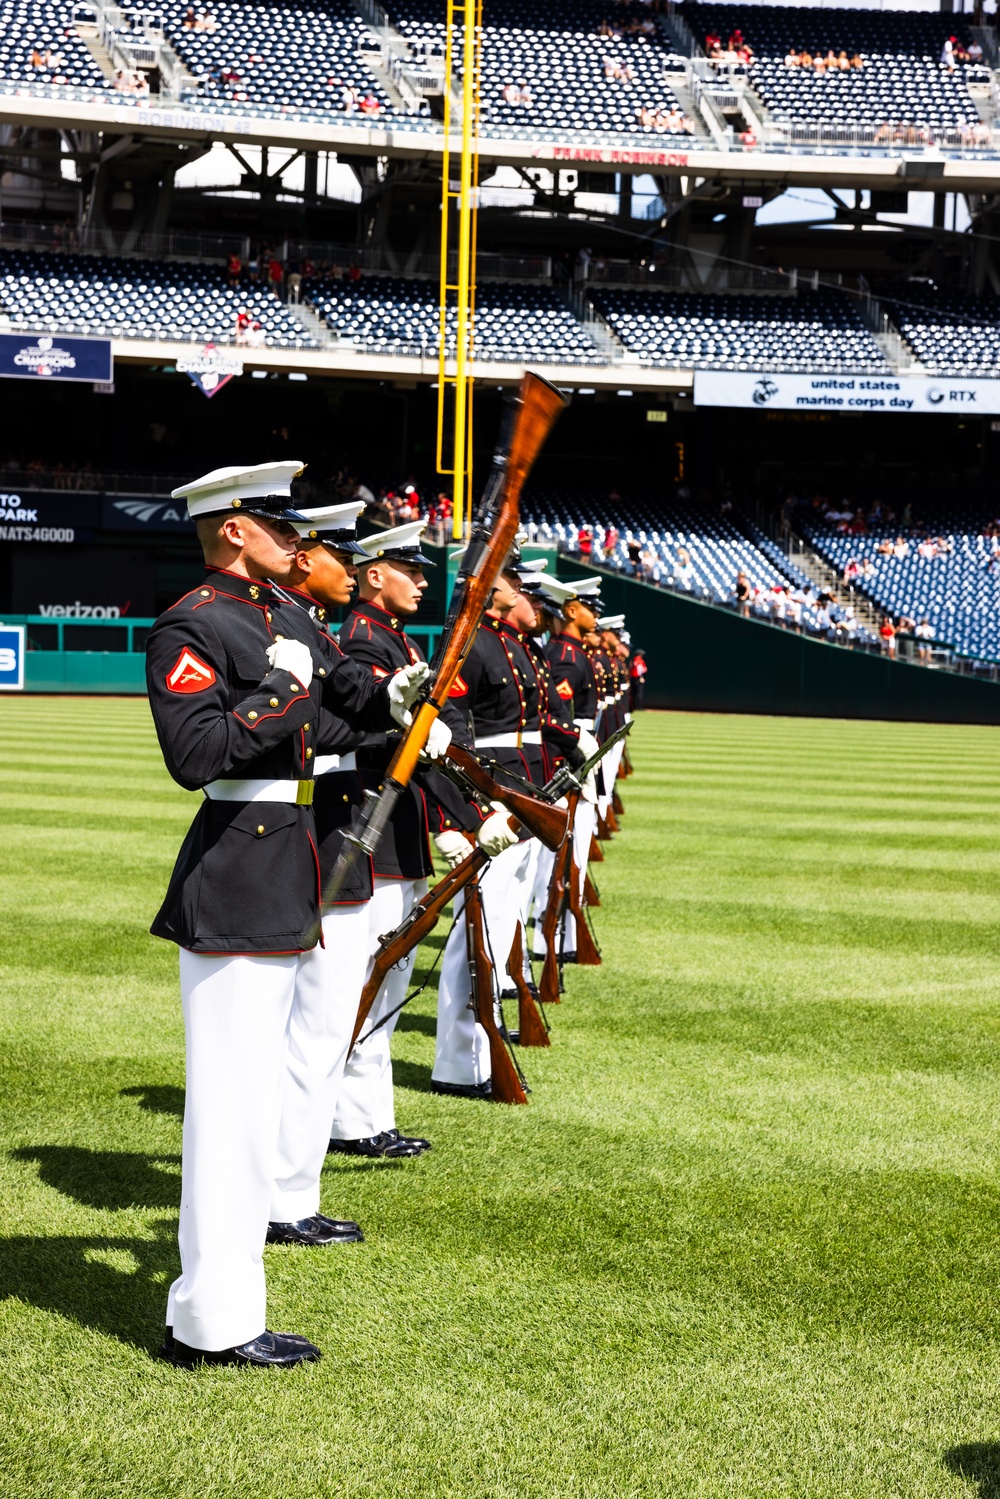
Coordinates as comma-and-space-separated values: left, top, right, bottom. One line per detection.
0, 612, 443, 693
0, 222, 552, 282
3, 73, 999, 161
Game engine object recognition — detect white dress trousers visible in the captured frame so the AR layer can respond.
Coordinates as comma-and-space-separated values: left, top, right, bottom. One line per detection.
330, 875, 428, 1141
432, 838, 536, 1086
168, 949, 300, 1353
270, 902, 371, 1224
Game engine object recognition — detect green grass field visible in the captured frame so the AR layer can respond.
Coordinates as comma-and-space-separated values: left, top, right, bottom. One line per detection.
3, 699, 1000, 1498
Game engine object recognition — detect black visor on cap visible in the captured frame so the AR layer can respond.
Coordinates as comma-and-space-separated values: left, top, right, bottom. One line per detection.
240, 492, 308, 523
371, 544, 436, 567
312, 529, 368, 557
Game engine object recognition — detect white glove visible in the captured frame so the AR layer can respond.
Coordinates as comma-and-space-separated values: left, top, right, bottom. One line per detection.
477, 802, 518, 858
266, 637, 313, 690
576, 726, 600, 765
581, 770, 598, 806
387, 661, 430, 728
434, 829, 472, 869
420, 717, 452, 762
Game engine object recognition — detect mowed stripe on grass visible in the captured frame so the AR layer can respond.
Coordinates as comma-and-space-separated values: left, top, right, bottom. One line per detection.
1, 699, 1000, 1498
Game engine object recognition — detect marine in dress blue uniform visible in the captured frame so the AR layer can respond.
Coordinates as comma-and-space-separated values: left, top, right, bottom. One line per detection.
331, 520, 451, 1156
146, 465, 427, 1370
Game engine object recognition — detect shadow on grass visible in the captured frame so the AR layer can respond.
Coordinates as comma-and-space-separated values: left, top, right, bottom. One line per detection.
0, 1219, 176, 1354
395, 1011, 437, 1038
12, 1145, 180, 1210
944, 1446, 1000, 1498
390, 1059, 433, 1093
120, 1084, 185, 1119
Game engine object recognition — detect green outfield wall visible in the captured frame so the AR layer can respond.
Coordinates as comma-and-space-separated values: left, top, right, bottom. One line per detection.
557, 558, 1000, 725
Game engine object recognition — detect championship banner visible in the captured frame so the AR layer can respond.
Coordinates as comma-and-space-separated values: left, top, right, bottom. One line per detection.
0, 623, 25, 691
0, 333, 112, 384
693, 370, 1000, 414
177, 343, 243, 399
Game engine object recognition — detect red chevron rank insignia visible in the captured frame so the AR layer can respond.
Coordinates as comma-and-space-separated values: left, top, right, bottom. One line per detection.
166, 647, 217, 693
371, 665, 389, 679
555, 679, 574, 700
448, 674, 468, 698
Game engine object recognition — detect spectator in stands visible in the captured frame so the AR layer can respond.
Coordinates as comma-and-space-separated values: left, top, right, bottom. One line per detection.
969, 38, 985, 64
603, 524, 619, 559
626, 536, 641, 575
246, 320, 266, 348
234, 308, 251, 344
879, 617, 896, 657
915, 618, 934, 662
267, 256, 283, 299
629, 648, 647, 710
578, 525, 593, 559
197, 9, 218, 32
286, 259, 302, 305
850, 53, 864, 70
843, 557, 860, 583
941, 36, 956, 70
639, 545, 658, 580
893, 536, 910, 558
226, 251, 242, 287
183, 5, 197, 25
359, 93, 382, 116
784, 48, 801, 68
836, 50, 850, 71
734, 571, 750, 617
674, 546, 694, 590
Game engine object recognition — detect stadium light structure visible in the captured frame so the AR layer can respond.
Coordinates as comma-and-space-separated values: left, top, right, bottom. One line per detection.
436, 0, 483, 542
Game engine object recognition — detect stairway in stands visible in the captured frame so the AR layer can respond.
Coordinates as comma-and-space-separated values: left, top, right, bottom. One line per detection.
786, 527, 882, 630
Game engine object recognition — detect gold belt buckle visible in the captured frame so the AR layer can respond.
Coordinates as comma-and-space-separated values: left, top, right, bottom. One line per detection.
296, 780, 315, 806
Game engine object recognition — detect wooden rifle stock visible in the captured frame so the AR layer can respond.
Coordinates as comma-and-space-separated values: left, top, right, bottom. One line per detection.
465, 879, 528, 1104
538, 816, 573, 1008
391, 374, 567, 787
583, 870, 600, 908
612, 787, 625, 816
508, 922, 550, 1049
349, 846, 488, 1049
444, 742, 568, 851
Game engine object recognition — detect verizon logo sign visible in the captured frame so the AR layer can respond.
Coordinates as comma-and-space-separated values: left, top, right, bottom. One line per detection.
37, 602, 123, 618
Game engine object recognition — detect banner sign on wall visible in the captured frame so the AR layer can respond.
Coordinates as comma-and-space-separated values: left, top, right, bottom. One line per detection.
0, 490, 98, 543
177, 342, 242, 399
693, 370, 1000, 414
0, 624, 25, 690
0, 334, 112, 383
102, 496, 194, 533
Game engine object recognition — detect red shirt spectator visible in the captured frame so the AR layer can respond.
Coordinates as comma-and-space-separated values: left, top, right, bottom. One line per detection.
578, 525, 592, 558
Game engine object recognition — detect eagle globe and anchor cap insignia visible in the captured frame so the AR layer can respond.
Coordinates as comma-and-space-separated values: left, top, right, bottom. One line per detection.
166, 647, 217, 693
752, 377, 779, 407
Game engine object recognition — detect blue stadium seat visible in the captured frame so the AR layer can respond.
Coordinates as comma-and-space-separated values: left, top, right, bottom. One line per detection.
590, 287, 889, 373
304, 273, 604, 363
0, 250, 317, 347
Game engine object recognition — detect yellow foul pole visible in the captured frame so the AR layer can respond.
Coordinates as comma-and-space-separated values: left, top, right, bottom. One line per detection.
436, 0, 480, 541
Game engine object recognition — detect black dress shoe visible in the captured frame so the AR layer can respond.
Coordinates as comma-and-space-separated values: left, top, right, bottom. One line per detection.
430, 1078, 493, 1100
158, 1327, 321, 1369
266, 1214, 363, 1246
387, 1128, 431, 1155
328, 1129, 431, 1158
